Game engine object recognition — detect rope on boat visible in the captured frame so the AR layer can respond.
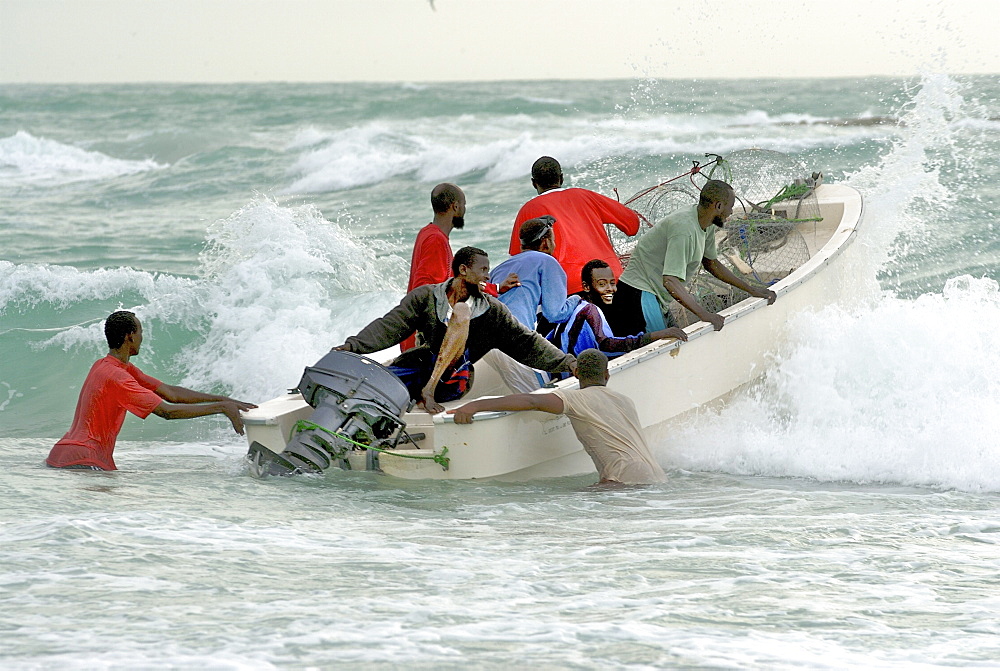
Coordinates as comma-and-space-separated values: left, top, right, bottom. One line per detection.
622, 153, 728, 212
289, 420, 450, 471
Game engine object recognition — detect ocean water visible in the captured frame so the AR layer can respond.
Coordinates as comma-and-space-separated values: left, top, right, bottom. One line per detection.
3, 75, 1000, 668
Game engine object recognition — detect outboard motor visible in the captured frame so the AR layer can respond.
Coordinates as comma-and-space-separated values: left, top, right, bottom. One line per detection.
247, 351, 413, 477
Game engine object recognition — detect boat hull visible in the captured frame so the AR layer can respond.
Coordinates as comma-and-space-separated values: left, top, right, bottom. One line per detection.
243, 183, 863, 480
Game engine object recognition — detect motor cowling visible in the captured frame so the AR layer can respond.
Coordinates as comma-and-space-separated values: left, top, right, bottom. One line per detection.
247, 351, 412, 477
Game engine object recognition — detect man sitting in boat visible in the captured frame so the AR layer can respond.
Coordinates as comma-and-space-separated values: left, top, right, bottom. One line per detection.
612, 179, 777, 335
333, 246, 577, 414
549, 259, 687, 359
448, 348, 666, 485
482, 215, 581, 392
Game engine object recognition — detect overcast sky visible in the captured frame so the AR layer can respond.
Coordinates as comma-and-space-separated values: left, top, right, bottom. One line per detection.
2, 0, 998, 83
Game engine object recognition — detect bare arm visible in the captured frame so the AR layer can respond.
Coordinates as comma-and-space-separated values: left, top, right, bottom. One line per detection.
646, 327, 688, 343
497, 273, 520, 294
448, 392, 565, 424
702, 258, 777, 305
151, 399, 252, 435
156, 383, 256, 409
662, 275, 725, 331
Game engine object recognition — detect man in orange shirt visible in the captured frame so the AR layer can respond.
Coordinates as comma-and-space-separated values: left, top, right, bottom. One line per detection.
509, 156, 640, 296
45, 311, 257, 471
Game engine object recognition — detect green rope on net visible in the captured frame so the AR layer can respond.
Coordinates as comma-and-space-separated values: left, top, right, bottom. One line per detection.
290, 419, 450, 471
706, 156, 733, 182
759, 182, 813, 212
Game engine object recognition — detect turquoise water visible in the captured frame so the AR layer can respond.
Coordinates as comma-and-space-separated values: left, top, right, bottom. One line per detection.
4, 76, 1000, 667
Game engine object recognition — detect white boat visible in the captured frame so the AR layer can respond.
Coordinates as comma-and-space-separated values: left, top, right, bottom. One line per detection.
243, 179, 863, 481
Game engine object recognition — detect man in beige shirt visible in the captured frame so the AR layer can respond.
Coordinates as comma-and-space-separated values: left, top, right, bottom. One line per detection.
449, 349, 665, 485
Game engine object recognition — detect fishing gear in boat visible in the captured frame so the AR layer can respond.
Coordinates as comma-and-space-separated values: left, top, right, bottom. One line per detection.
605, 153, 728, 263
246, 351, 414, 477
613, 149, 823, 322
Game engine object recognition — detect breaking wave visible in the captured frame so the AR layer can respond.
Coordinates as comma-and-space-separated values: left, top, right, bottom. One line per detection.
0, 131, 164, 186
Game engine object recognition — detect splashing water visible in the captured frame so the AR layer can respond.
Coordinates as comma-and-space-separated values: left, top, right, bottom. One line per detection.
1, 197, 409, 430
665, 74, 1000, 491
0, 130, 164, 186
179, 196, 406, 399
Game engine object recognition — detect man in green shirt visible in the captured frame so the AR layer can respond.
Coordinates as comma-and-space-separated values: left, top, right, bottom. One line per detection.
612, 180, 776, 335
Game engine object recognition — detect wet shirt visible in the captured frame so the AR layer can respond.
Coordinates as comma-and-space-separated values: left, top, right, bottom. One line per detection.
553, 385, 665, 484
619, 204, 719, 311
46, 355, 163, 471
408, 223, 453, 292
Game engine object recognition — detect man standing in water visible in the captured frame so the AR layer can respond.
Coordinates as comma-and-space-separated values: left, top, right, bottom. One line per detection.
335, 246, 576, 414
45, 311, 257, 471
449, 348, 665, 485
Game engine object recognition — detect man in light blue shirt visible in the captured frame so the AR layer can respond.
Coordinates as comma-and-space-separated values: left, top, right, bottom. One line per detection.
484, 216, 580, 392
490, 215, 580, 331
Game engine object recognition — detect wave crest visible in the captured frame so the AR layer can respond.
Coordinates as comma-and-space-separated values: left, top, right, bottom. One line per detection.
0, 131, 164, 186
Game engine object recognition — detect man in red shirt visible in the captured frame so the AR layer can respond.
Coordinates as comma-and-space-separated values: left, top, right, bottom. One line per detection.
404, 183, 516, 350
46, 311, 257, 471
408, 183, 466, 293
509, 156, 640, 295
402, 183, 466, 351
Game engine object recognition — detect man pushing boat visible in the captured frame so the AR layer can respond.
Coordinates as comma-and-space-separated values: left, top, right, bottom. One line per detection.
46, 311, 257, 471
333, 246, 577, 414
449, 349, 665, 485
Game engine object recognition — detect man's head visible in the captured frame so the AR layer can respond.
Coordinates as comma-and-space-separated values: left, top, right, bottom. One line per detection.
581, 259, 617, 305
431, 183, 466, 229
530, 156, 563, 192
698, 179, 736, 228
105, 310, 141, 353
575, 348, 610, 387
519, 215, 556, 254
452, 245, 490, 295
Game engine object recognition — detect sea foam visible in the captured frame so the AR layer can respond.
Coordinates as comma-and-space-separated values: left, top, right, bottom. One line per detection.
176, 196, 407, 400
666, 276, 1000, 492
1, 198, 408, 404
281, 110, 897, 194
0, 130, 164, 186
660, 74, 1000, 492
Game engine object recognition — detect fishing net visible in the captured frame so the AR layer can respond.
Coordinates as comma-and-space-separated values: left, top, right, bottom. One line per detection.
606, 184, 697, 265
614, 149, 823, 325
